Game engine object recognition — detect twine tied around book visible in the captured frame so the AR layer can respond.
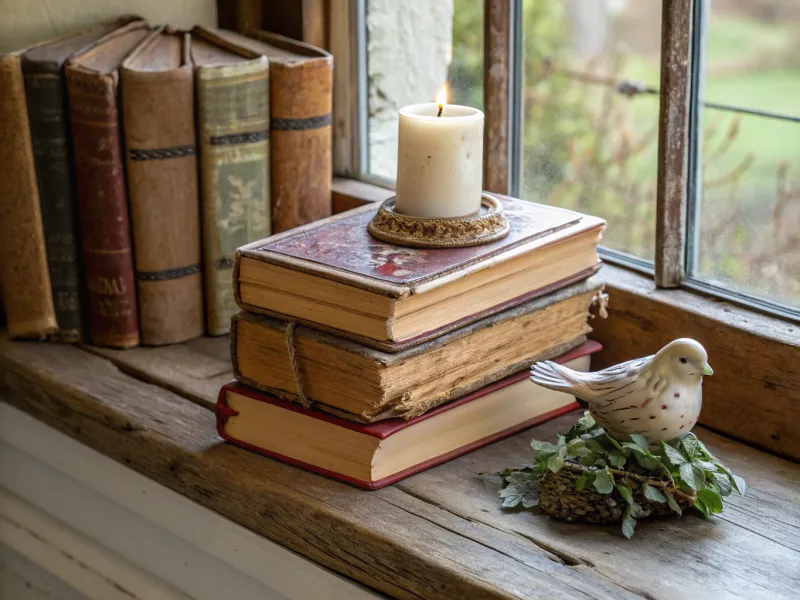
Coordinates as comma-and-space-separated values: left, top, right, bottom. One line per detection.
285, 322, 313, 408
590, 289, 610, 319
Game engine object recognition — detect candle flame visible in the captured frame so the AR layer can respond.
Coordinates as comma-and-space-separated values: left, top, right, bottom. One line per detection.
436, 84, 448, 117
436, 84, 448, 107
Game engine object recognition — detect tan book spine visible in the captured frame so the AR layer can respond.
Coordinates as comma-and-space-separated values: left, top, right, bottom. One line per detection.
121, 32, 204, 345
247, 29, 332, 233
0, 52, 58, 339
194, 34, 270, 335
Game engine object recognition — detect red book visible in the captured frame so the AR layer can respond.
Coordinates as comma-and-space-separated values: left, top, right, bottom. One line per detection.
216, 340, 600, 490
234, 198, 605, 351
66, 23, 151, 347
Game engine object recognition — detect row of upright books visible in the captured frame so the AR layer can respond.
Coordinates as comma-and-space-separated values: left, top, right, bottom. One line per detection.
217, 198, 609, 489
0, 15, 333, 348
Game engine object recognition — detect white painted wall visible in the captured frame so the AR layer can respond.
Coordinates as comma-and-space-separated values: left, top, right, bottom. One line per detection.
0, 0, 217, 53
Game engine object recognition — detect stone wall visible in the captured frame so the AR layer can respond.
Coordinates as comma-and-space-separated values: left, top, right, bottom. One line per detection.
366, 0, 454, 179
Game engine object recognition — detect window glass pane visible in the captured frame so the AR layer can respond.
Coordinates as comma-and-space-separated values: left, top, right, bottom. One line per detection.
521, 1, 662, 261
691, 0, 800, 309
365, 0, 484, 181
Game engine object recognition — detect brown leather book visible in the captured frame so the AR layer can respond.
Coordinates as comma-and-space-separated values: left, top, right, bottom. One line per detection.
66, 23, 152, 348
218, 28, 333, 233
121, 28, 204, 345
232, 275, 604, 422
235, 198, 606, 349
21, 16, 144, 342
0, 51, 57, 339
190, 27, 270, 335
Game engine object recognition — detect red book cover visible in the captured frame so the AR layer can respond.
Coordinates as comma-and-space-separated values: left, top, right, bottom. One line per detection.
216, 340, 601, 490
66, 23, 150, 348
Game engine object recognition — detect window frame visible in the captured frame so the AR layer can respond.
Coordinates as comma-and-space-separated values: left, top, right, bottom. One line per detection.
335, 0, 798, 322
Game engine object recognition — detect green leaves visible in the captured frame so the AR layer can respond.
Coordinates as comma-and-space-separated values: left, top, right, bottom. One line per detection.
660, 441, 687, 466
696, 488, 724, 514
621, 505, 637, 539
664, 490, 683, 516
643, 485, 667, 503
499, 471, 540, 509
574, 472, 593, 491
593, 467, 614, 494
615, 481, 633, 505
495, 413, 745, 539
547, 455, 565, 473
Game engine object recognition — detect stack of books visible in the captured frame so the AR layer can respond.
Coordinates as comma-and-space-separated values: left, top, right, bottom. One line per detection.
217, 200, 608, 489
0, 17, 332, 348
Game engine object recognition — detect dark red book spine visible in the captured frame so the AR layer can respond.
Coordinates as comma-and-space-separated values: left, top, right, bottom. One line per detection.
66, 69, 139, 347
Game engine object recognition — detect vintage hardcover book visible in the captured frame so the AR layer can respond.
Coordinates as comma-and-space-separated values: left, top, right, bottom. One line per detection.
218, 28, 333, 233
0, 51, 57, 339
121, 28, 204, 345
190, 27, 271, 335
66, 23, 152, 348
218, 341, 599, 490
21, 16, 144, 342
233, 275, 604, 422
234, 198, 606, 349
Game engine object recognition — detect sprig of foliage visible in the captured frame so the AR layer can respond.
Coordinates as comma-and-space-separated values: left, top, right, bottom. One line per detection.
496, 412, 745, 538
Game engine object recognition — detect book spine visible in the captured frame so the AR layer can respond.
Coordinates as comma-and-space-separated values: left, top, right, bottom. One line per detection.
23, 66, 85, 342
0, 55, 58, 339
196, 59, 270, 335
66, 68, 140, 348
270, 59, 333, 233
121, 65, 204, 345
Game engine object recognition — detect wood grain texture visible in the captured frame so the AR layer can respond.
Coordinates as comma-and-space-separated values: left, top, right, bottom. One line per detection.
483, 0, 511, 194
591, 264, 800, 461
655, 0, 692, 287
1, 338, 798, 599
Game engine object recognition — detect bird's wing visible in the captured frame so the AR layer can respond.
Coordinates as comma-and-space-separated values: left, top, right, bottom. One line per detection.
530, 355, 653, 402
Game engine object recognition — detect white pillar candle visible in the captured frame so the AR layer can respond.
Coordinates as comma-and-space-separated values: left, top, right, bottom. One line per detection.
394, 102, 484, 218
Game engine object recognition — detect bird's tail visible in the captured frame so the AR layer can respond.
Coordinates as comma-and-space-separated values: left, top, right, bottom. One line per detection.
530, 360, 584, 394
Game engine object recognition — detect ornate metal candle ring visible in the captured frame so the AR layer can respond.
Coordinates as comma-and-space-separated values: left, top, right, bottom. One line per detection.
367, 193, 511, 248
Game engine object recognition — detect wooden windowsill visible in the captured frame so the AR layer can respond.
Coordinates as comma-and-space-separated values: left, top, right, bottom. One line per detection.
0, 335, 798, 599
331, 176, 800, 461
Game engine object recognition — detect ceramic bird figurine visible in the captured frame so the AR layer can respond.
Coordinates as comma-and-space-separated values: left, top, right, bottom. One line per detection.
530, 339, 713, 445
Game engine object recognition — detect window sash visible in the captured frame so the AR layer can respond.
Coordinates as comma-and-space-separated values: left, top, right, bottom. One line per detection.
344, 0, 799, 322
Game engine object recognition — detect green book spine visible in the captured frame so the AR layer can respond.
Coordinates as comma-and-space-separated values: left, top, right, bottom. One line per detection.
196, 58, 271, 335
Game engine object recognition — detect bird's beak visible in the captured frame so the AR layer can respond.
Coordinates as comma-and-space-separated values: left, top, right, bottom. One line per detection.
702, 363, 714, 376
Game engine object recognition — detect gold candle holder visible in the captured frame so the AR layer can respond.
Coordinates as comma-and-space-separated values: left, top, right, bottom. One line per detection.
367, 193, 510, 248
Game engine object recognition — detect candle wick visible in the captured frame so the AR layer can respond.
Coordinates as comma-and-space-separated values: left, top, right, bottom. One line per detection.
437, 104, 443, 118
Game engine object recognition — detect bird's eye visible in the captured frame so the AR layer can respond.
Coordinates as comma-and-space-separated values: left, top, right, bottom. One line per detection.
679, 357, 688, 364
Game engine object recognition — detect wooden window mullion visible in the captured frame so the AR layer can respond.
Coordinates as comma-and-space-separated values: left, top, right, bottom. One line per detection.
483, 0, 512, 195
655, 0, 694, 287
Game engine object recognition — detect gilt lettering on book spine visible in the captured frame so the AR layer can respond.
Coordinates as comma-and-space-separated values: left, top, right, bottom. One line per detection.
197, 61, 270, 335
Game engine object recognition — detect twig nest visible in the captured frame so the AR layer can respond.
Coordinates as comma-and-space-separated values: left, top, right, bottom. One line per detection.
539, 462, 695, 524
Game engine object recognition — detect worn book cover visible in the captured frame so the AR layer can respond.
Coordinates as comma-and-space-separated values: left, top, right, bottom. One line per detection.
235, 197, 605, 348
191, 26, 271, 335
121, 27, 204, 345
217, 28, 333, 233
21, 15, 144, 342
0, 50, 57, 339
232, 275, 605, 422
66, 22, 151, 348
217, 341, 599, 490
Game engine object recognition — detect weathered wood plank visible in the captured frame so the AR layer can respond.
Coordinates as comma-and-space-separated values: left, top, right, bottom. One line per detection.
483, 0, 511, 195
397, 414, 800, 600
592, 264, 800, 460
654, 0, 693, 287
0, 340, 642, 600
83, 337, 232, 411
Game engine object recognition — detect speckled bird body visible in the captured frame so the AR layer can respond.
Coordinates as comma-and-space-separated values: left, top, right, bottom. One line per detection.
530, 339, 713, 445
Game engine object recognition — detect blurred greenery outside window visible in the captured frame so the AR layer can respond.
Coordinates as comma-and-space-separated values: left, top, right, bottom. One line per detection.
364, 0, 799, 316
